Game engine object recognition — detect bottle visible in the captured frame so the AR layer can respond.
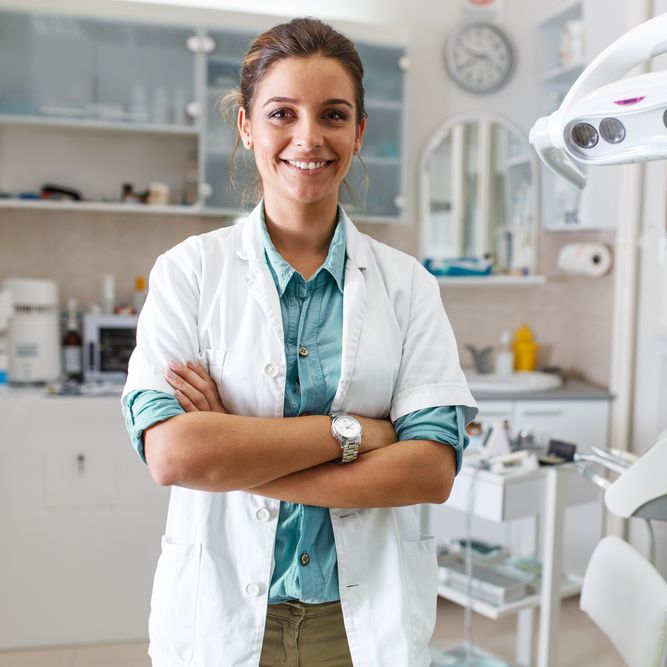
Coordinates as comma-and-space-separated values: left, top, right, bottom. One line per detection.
101, 274, 115, 314
495, 331, 514, 376
62, 298, 83, 383
133, 276, 147, 313
513, 324, 538, 372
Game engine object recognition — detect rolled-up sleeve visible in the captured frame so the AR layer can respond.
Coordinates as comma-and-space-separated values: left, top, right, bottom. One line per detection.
394, 405, 470, 475
390, 261, 478, 426
122, 389, 185, 463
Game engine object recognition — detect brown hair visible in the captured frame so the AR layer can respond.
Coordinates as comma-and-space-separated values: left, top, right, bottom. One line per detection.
221, 17, 368, 207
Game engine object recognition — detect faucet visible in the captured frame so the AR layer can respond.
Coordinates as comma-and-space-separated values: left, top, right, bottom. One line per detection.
466, 344, 494, 374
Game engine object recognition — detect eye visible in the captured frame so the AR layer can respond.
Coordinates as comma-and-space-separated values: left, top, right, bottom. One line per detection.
268, 108, 293, 120
323, 109, 348, 122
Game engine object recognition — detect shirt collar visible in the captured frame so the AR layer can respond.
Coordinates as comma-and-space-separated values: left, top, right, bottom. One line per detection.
259, 203, 346, 296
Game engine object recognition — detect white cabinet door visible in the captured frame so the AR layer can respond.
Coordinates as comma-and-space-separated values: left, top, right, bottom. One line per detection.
514, 399, 609, 449
0, 394, 170, 649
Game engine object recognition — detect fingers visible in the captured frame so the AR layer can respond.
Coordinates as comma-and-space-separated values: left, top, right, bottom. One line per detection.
164, 359, 227, 413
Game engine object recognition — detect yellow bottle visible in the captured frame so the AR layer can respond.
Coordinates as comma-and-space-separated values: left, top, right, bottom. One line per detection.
513, 324, 538, 372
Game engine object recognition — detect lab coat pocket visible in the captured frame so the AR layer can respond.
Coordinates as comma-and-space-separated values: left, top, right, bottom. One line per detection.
149, 536, 202, 665
401, 536, 438, 662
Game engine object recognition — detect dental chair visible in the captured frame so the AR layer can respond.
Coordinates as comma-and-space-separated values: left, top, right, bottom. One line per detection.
577, 438, 667, 667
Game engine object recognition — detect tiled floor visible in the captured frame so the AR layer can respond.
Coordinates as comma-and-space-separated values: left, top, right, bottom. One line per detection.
0, 596, 624, 667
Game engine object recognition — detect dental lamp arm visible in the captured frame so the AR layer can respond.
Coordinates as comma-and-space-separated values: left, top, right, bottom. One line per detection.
561, 13, 667, 110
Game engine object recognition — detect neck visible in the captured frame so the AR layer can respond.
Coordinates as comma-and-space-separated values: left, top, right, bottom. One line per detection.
262, 193, 339, 257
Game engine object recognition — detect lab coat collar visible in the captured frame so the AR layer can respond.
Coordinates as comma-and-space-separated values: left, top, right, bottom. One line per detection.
238, 200, 368, 272
258, 205, 346, 296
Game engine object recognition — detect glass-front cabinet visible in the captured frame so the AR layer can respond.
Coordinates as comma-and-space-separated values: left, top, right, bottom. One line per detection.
0, 10, 196, 128
342, 42, 406, 220
201, 30, 255, 212
0, 8, 407, 222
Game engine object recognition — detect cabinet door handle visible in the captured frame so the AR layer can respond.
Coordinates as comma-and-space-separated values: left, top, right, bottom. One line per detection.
521, 410, 563, 417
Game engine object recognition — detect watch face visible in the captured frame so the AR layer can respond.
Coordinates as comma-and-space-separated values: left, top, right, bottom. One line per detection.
445, 21, 514, 94
334, 415, 361, 439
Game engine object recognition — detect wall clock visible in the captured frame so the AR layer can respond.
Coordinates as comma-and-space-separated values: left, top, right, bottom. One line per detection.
444, 21, 515, 94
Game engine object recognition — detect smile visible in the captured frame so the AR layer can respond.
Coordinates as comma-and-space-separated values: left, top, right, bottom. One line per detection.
284, 159, 332, 172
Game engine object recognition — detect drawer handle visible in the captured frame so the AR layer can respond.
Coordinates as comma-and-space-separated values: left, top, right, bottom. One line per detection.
522, 410, 563, 417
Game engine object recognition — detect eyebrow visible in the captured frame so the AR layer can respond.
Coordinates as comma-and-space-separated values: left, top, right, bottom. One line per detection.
262, 96, 353, 109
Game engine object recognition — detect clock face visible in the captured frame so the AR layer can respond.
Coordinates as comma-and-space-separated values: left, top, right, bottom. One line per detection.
445, 21, 514, 94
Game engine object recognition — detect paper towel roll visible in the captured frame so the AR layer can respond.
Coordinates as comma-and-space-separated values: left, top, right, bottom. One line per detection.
557, 242, 612, 278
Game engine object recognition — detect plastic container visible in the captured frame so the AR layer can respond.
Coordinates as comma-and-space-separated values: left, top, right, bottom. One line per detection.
513, 324, 538, 372
495, 331, 514, 376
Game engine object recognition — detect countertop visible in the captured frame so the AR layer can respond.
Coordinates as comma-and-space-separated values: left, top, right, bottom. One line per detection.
472, 378, 614, 402
1, 378, 613, 402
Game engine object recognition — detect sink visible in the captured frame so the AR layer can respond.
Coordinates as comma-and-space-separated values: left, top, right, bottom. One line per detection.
464, 370, 562, 394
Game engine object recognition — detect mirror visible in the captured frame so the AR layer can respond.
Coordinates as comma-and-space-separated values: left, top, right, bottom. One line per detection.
419, 114, 538, 276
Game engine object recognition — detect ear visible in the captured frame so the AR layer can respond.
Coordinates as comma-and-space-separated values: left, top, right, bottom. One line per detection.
237, 107, 253, 149
353, 115, 366, 155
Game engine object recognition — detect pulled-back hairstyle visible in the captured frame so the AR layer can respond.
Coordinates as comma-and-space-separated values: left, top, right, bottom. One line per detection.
221, 17, 367, 207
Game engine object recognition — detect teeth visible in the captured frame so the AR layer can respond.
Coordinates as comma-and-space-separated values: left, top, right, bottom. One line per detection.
288, 160, 327, 170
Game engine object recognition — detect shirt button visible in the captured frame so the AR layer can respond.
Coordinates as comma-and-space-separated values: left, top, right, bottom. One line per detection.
245, 583, 260, 596
300, 552, 311, 566
256, 508, 270, 522
298, 345, 309, 357
264, 363, 278, 377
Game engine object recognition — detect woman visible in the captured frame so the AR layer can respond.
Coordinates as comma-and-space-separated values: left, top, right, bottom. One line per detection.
122, 17, 477, 667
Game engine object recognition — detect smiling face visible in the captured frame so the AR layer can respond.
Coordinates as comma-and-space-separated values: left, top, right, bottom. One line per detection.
237, 55, 366, 212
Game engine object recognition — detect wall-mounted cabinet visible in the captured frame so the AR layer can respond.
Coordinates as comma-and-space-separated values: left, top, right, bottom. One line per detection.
0, 8, 408, 223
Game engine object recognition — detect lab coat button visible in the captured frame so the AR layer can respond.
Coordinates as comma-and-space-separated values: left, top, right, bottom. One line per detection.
245, 583, 260, 596
300, 552, 310, 566
298, 345, 309, 357
264, 363, 278, 377
256, 508, 270, 522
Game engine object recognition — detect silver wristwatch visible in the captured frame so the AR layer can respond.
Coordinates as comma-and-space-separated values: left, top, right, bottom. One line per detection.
329, 413, 362, 463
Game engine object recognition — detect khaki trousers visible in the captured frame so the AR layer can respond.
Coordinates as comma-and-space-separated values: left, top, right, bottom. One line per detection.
259, 600, 353, 667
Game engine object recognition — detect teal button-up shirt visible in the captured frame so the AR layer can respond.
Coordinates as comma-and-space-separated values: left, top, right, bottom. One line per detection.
122, 205, 469, 604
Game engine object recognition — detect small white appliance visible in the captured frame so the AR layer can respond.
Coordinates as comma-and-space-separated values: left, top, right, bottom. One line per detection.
3, 278, 61, 383
83, 313, 138, 383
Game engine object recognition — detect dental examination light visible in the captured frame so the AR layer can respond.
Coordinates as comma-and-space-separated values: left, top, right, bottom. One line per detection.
530, 12, 667, 188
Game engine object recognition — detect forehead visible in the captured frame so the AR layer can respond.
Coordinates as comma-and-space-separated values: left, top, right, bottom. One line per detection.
255, 56, 356, 106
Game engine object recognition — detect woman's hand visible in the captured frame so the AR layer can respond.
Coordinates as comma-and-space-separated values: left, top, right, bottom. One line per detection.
164, 360, 227, 413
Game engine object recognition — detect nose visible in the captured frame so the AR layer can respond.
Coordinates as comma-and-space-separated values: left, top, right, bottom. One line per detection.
294, 116, 324, 151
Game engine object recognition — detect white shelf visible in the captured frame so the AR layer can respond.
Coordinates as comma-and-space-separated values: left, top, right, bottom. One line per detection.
0, 199, 229, 217
436, 275, 546, 286
0, 114, 199, 137
437, 576, 582, 620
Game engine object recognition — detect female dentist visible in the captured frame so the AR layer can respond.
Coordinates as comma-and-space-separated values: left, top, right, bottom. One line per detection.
122, 17, 477, 667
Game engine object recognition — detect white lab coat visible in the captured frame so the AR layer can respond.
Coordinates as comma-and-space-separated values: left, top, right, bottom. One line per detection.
123, 202, 477, 667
